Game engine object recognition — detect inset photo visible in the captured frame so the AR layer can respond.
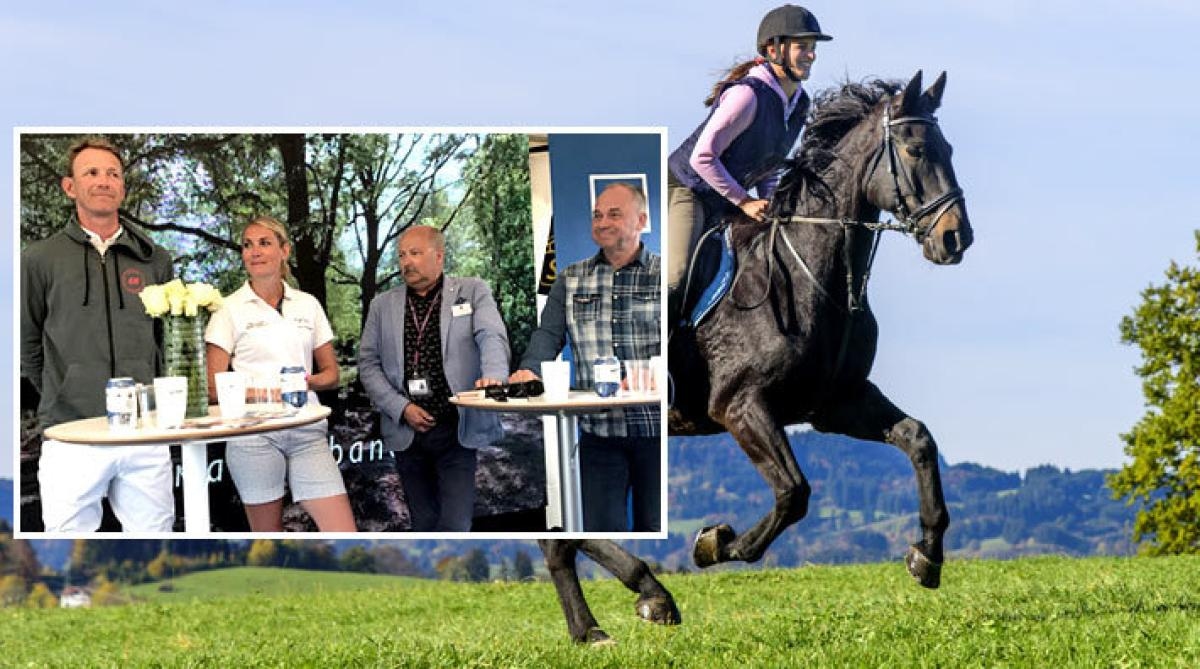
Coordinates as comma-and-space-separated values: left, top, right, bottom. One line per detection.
16, 129, 665, 538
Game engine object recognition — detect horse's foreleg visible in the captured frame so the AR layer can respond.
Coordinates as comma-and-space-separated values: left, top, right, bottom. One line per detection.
577, 539, 681, 626
813, 381, 949, 588
696, 393, 811, 567
538, 539, 611, 644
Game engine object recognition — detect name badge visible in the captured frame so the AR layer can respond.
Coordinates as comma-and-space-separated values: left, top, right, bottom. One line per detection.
452, 302, 473, 317
407, 378, 431, 397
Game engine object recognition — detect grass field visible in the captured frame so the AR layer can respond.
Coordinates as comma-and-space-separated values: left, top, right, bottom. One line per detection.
3, 556, 1198, 667
125, 567, 406, 601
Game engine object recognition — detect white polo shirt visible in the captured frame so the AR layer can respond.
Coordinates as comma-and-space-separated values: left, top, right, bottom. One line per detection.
205, 281, 335, 406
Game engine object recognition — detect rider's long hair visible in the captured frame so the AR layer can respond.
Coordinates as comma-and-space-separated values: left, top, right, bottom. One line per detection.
704, 57, 768, 107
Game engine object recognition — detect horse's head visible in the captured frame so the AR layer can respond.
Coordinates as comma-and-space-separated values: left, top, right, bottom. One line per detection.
864, 71, 973, 265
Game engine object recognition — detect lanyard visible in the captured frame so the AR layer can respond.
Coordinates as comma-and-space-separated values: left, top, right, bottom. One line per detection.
407, 288, 442, 371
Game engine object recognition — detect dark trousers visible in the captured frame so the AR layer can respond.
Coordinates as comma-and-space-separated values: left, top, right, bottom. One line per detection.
579, 431, 661, 532
395, 422, 477, 532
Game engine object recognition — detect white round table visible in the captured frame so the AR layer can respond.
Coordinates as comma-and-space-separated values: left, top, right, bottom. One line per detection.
452, 390, 660, 533
44, 404, 331, 534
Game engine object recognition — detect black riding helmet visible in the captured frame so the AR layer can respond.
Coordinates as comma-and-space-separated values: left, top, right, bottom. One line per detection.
757, 5, 832, 82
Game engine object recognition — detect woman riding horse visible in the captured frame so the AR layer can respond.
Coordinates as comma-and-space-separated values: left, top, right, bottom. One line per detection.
667, 4, 833, 332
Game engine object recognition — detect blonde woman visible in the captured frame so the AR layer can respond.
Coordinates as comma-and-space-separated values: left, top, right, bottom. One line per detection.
205, 215, 355, 532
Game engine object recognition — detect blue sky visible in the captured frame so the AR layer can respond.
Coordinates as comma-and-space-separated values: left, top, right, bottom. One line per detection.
3, 1, 1198, 478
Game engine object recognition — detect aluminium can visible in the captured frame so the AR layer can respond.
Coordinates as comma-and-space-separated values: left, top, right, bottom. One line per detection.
106, 377, 137, 431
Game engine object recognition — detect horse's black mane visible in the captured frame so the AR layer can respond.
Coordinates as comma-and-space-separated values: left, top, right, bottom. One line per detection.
799, 79, 902, 173
773, 79, 903, 210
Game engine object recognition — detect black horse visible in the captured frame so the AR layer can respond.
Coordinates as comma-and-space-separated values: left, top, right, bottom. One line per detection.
669, 70, 972, 584
535, 71, 971, 644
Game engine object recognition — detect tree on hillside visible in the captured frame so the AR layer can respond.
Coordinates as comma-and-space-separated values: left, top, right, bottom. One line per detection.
512, 549, 535, 581
146, 550, 173, 581
0, 574, 26, 607
90, 576, 124, 606
461, 548, 491, 582
9, 541, 40, 583
247, 540, 280, 567
25, 582, 57, 609
340, 546, 376, 573
279, 540, 338, 570
1109, 231, 1200, 555
370, 545, 427, 578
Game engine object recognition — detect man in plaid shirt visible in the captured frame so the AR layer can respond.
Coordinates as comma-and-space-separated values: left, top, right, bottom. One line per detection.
511, 183, 661, 531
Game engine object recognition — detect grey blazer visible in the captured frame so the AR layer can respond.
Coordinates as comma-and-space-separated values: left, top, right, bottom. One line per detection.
358, 276, 509, 451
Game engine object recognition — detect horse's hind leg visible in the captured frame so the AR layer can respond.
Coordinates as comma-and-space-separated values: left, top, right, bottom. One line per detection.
812, 381, 949, 588
578, 539, 681, 626
695, 392, 811, 567
538, 539, 611, 644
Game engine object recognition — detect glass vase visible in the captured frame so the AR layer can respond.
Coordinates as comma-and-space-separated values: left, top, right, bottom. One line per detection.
163, 314, 210, 419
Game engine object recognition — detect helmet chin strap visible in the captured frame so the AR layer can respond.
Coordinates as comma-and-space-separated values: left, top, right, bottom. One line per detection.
769, 37, 803, 83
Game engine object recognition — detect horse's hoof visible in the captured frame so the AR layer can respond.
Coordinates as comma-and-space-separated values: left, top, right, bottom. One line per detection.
905, 543, 942, 589
692, 524, 735, 568
635, 595, 681, 626
584, 627, 615, 646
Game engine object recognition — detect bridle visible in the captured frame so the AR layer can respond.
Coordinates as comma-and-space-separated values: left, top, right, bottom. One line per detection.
733, 98, 966, 380
779, 103, 965, 245
872, 104, 964, 244
744, 100, 966, 310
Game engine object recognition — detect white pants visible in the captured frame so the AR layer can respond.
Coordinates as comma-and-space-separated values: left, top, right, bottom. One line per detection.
39, 440, 175, 532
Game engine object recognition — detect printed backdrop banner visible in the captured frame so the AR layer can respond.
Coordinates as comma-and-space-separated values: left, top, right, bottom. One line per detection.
545, 132, 662, 266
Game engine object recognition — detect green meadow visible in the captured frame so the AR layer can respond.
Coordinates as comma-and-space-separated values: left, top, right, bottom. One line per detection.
3, 557, 1198, 667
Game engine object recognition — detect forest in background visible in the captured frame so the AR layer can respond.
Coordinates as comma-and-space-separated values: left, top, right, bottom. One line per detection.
17, 133, 547, 533
19, 132, 538, 365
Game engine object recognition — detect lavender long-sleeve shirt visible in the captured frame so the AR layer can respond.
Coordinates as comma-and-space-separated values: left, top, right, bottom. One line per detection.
688, 63, 806, 206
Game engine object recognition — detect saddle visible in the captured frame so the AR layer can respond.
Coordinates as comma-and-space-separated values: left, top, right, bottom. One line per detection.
673, 224, 738, 331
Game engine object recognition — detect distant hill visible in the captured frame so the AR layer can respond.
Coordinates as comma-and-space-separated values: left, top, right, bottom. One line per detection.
0, 479, 12, 525
17, 432, 1138, 575
654, 431, 1134, 568
335, 432, 1136, 572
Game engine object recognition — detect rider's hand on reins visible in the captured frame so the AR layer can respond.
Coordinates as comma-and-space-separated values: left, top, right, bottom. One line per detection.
738, 197, 770, 222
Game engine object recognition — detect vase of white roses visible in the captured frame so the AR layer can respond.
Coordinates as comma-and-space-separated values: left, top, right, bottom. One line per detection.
139, 279, 224, 418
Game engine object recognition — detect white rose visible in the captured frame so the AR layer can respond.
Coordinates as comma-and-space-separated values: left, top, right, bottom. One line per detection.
165, 280, 186, 316
139, 285, 170, 317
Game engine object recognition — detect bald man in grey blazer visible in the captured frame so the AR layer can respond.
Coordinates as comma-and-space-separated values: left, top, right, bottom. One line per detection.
358, 226, 509, 531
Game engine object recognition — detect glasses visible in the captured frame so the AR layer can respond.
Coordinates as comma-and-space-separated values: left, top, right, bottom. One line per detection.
484, 380, 545, 402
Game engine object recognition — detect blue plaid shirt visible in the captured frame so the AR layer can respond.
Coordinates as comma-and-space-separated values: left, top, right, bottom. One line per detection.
519, 244, 661, 437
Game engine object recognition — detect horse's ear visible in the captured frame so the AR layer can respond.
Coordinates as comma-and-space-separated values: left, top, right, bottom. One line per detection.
923, 71, 947, 111
899, 70, 924, 116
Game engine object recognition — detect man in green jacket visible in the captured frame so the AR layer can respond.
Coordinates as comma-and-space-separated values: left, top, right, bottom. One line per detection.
21, 137, 175, 532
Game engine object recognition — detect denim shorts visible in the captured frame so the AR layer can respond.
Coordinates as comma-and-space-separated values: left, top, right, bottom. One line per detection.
225, 419, 346, 505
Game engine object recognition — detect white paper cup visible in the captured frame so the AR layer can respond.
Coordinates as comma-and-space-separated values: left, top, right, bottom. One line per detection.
215, 371, 247, 419
541, 360, 571, 401
153, 376, 188, 429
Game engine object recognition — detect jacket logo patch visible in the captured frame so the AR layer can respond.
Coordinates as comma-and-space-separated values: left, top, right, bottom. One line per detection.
121, 268, 148, 295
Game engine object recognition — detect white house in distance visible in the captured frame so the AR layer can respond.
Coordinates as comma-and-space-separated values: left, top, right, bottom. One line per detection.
59, 586, 91, 608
